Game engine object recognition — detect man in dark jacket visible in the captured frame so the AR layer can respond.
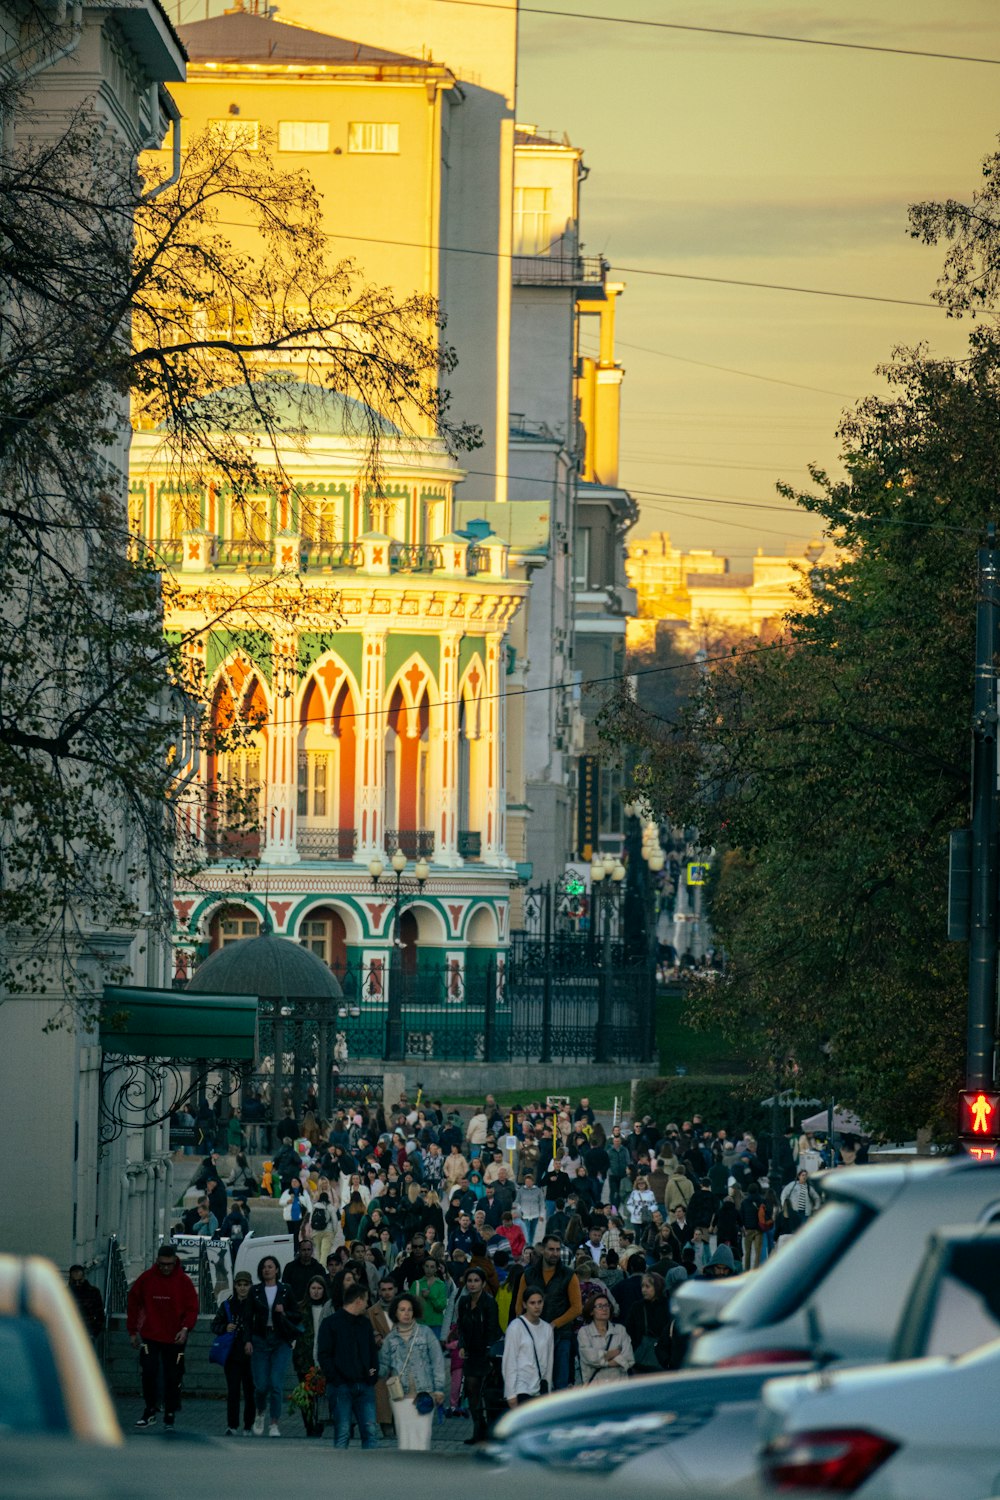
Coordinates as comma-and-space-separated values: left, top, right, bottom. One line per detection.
283, 1237, 331, 1304
205, 1176, 227, 1226
68, 1265, 105, 1341
126, 1244, 198, 1428
317, 1286, 380, 1448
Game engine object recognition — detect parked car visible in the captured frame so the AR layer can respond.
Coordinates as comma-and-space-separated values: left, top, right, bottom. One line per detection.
758, 1337, 1000, 1496
683, 1157, 1000, 1369
0, 1255, 121, 1444
483, 1210, 1000, 1492
479, 1363, 813, 1488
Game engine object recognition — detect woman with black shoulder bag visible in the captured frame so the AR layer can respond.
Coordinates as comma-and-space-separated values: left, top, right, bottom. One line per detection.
248, 1254, 302, 1438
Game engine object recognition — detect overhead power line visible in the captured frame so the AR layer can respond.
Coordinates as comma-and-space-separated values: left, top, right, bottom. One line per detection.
212, 219, 940, 312
428, 0, 1000, 67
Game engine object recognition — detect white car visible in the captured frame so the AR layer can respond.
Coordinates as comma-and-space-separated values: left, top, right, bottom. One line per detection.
758, 1337, 1000, 1496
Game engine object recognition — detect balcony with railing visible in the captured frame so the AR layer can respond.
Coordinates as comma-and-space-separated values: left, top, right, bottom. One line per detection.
385, 829, 435, 859
215, 540, 271, 570
512, 252, 608, 290
389, 543, 442, 575
300, 542, 363, 572
296, 827, 358, 861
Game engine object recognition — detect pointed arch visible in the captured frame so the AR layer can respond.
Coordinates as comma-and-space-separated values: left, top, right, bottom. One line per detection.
296, 654, 362, 857
384, 652, 437, 849
458, 653, 488, 854
206, 655, 270, 859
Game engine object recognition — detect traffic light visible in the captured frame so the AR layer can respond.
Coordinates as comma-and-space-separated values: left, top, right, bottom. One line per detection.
959, 1090, 1000, 1151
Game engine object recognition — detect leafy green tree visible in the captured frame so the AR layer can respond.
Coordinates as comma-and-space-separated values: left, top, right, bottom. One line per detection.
606, 142, 1000, 1135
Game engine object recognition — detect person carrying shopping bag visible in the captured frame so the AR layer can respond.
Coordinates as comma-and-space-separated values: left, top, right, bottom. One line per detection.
378, 1292, 446, 1450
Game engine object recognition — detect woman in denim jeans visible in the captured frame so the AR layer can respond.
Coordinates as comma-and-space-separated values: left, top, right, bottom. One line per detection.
248, 1255, 301, 1437
378, 1294, 446, 1450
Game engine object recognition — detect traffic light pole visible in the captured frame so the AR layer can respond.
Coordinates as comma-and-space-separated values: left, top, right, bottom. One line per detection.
966, 527, 1000, 1092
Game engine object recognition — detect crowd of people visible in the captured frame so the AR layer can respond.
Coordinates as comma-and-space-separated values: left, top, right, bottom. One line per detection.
125, 1095, 865, 1445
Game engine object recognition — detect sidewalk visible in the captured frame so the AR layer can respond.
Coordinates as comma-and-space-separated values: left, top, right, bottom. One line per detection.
116, 1391, 478, 1451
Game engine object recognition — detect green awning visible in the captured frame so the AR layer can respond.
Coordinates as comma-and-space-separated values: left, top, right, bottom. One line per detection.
101, 986, 258, 1060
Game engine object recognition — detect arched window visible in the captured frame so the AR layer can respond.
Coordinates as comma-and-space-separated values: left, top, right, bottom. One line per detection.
296, 675, 358, 860
207, 669, 267, 858
209, 903, 260, 952
385, 678, 430, 855
298, 904, 348, 976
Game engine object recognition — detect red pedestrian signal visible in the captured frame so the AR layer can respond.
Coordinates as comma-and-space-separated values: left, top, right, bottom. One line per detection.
959, 1090, 1000, 1139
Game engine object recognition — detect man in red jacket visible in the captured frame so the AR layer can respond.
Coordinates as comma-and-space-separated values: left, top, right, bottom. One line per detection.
127, 1243, 199, 1428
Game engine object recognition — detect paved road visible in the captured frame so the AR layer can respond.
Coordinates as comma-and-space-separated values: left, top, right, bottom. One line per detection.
116, 1391, 478, 1451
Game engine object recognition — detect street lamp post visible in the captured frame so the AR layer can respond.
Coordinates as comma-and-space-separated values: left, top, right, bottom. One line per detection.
369, 848, 430, 1062
591, 852, 625, 1063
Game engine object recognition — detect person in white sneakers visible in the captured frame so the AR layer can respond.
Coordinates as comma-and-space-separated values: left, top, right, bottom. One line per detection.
247, 1255, 301, 1437
502, 1289, 553, 1407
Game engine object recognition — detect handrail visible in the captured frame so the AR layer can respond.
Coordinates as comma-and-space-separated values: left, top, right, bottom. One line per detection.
101, 1233, 130, 1367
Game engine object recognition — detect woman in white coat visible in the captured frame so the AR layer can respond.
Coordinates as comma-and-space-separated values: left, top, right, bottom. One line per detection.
577, 1292, 634, 1384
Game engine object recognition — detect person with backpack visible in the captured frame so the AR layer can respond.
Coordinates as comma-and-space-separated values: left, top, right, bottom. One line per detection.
211, 1269, 256, 1435
279, 1180, 312, 1245
309, 1193, 335, 1263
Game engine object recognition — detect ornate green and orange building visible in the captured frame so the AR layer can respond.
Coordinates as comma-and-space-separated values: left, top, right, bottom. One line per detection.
130, 380, 526, 1016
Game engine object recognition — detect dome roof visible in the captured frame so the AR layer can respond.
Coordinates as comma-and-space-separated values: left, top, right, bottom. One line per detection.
170, 378, 402, 439
187, 932, 343, 1001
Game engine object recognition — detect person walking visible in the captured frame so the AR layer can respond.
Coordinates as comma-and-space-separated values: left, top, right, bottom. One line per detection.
126, 1243, 199, 1429
317, 1284, 381, 1449
780, 1169, 821, 1224
211, 1269, 256, 1435
625, 1273, 672, 1374
68, 1265, 105, 1345
502, 1289, 553, 1407
291, 1275, 333, 1437
409, 1255, 448, 1341
367, 1275, 398, 1436
454, 1267, 500, 1444
578, 1293, 635, 1385
280, 1180, 312, 1246
513, 1233, 582, 1390
248, 1254, 302, 1438
378, 1293, 446, 1450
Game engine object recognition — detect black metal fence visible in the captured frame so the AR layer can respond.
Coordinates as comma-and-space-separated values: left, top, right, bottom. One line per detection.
247, 944, 656, 1117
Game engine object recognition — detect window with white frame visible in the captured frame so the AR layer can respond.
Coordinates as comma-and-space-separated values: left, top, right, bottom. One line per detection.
220, 913, 260, 946
208, 119, 260, 152
278, 120, 330, 153
513, 186, 552, 255
573, 527, 591, 588
347, 121, 399, 154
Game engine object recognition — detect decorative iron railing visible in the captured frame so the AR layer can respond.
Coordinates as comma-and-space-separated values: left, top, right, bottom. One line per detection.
301, 542, 363, 570
511, 252, 608, 287
389, 543, 442, 574
384, 829, 435, 859
458, 829, 482, 858
296, 827, 357, 861
101, 1233, 130, 1367
466, 545, 491, 575
215, 540, 271, 568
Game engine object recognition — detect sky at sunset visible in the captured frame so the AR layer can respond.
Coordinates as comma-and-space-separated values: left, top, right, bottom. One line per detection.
516, 0, 1000, 562
173, 0, 1000, 564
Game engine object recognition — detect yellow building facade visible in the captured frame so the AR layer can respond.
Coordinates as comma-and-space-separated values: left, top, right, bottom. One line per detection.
626, 530, 829, 646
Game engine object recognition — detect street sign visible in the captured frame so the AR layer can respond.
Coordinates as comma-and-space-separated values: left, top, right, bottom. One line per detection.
959, 1089, 1000, 1142
687, 861, 709, 886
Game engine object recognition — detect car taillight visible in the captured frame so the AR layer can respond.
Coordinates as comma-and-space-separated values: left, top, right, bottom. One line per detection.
715, 1349, 813, 1367
764, 1428, 898, 1492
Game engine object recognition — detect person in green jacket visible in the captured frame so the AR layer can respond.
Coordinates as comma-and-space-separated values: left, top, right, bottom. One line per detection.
410, 1256, 449, 1341
227, 1110, 244, 1155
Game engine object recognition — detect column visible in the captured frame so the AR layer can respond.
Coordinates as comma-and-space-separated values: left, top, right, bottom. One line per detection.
436, 632, 461, 866
483, 633, 506, 864
356, 630, 387, 861
262, 635, 299, 865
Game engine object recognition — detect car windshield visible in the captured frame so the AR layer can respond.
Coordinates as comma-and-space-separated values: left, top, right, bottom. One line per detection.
719, 1202, 872, 1328
0, 1319, 68, 1434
